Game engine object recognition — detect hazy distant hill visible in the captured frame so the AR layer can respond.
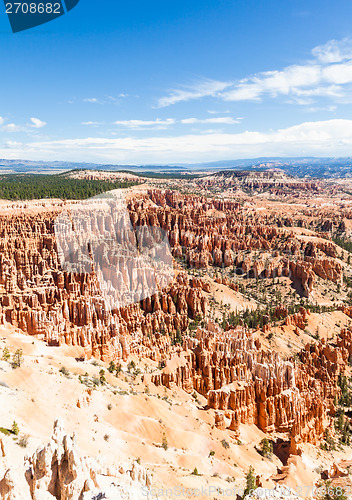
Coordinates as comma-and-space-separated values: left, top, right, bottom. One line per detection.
184, 157, 352, 178
2, 156, 352, 178
0, 159, 188, 175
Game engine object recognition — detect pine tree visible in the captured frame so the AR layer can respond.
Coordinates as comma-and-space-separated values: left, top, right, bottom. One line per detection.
99, 369, 106, 385
243, 466, 257, 497
108, 361, 116, 373
319, 480, 347, 500
259, 438, 273, 457
1, 347, 10, 362
11, 349, 23, 369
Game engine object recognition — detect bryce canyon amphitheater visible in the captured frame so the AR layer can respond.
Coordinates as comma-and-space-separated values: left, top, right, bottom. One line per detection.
1, 169, 352, 499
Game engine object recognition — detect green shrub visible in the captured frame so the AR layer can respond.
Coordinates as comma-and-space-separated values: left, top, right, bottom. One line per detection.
18, 435, 29, 448
221, 439, 230, 449
162, 433, 168, 450
1, 347, 10, 361
11, 421, 19, 436
59, 366, 70, 377
127, 361, 136, 373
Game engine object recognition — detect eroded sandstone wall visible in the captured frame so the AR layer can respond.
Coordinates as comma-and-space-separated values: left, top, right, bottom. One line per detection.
151, 320, 351, 446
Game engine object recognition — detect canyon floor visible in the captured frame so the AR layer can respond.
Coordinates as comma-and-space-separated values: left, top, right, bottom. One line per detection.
1, 168, 352, 499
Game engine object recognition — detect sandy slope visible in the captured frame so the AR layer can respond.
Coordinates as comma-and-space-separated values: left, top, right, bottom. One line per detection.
1, 323, 352, 499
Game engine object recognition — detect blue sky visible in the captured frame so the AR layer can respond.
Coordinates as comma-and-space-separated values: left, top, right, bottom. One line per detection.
1, 0, 352, 163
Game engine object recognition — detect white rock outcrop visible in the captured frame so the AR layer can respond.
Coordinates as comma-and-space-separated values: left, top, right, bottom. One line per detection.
0, 419, 152, 500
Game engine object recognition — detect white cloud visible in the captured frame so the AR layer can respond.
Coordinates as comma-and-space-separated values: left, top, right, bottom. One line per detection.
84, 95, 127, 105
29, 117, 46, 129
82, 121, 103, 126
222, 40, 352, 103
207, 110, 231, 114
2, 123, 21, 132
306, 105, 337, 113
223, 64, 324, 101
111, 116, 238, 128
312, 38, 352, 64
157, 79, 233, 107
0, 117, 46, 133
2, 119, 352, 163
113, 118, 175, 129
292, 85, 343, 97
181, 117, 240, 124
158, 39, 352, 107
322, 61, 352, 86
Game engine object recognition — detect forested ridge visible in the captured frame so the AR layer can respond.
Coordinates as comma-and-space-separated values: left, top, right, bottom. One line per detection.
0, 174, 136, 200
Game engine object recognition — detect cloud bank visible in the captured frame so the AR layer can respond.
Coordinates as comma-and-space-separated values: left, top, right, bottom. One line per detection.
1, 119, 352, 163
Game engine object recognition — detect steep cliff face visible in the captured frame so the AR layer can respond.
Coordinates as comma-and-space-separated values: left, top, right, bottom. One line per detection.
151, 320, 351, 447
